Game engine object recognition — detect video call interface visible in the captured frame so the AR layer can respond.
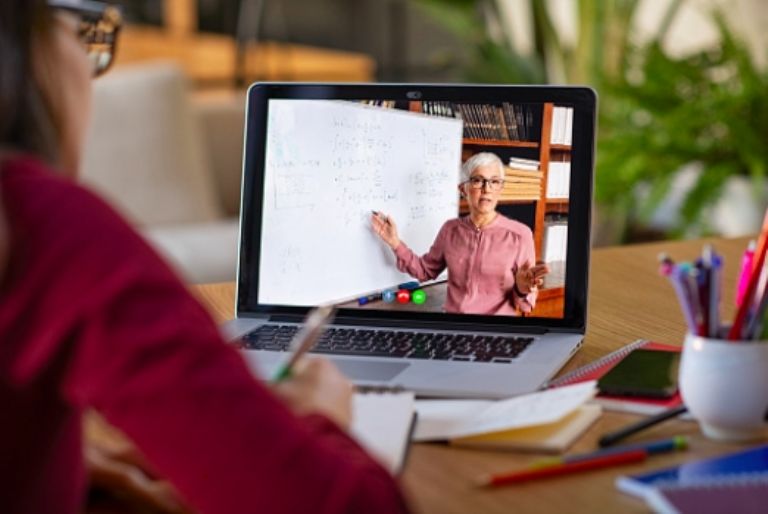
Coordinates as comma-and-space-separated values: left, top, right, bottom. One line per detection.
257, 98, 574, 319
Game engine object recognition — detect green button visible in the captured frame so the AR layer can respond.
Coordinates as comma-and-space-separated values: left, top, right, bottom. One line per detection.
411, 289, 427, 305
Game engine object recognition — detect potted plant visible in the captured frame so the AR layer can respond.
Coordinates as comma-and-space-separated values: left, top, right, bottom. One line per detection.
412, 0, 768, 242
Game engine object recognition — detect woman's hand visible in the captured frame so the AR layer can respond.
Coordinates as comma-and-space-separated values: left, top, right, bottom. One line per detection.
85, 412, 190, 513
371, 212, 400, 250
515, 262, 549, 295
272, 358, 354, 430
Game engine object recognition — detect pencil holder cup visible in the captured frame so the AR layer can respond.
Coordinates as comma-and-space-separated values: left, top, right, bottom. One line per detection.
680, 333, 768, 442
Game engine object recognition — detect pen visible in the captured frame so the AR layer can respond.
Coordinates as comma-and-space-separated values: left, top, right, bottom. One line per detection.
357, 292, 383, 305
397, 281, 420, 290
598, 405, 688, 447
729, 209, 768, 340
272, 305, 335, 382
660, 261, 697, 334
477, 436, 689, 487
736, 240, 756, 307
372, 210, 390, 224
533, 436, 688, 468
476, 451, 647, 487
707, 248, 722, 338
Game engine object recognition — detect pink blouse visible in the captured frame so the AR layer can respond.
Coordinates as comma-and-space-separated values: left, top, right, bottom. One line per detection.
394, 215, 537, 315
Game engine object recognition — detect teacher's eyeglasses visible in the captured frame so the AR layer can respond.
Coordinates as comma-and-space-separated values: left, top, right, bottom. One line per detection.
48, 0, 123, 77
466, 177, 505, 191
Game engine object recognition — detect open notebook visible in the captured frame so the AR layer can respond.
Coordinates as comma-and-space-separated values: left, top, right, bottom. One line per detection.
413, 381, 600, 453
351, 391, 416, 474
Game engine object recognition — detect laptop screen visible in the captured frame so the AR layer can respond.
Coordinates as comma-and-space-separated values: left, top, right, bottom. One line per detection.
239, 85, 595, 331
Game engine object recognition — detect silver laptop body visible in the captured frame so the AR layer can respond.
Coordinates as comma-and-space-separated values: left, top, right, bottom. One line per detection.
225, 84, 596, 399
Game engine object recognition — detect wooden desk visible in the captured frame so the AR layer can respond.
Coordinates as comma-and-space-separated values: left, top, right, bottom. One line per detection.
193, 236, 757, 513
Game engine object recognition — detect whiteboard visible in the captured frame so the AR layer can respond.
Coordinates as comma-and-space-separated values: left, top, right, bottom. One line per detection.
258, 100, 463, 306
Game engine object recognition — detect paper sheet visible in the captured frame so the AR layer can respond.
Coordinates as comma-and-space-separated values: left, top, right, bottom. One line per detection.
414, 381, 597, 441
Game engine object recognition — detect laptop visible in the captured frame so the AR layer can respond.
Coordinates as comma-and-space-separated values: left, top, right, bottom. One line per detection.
224, 84, 596, 399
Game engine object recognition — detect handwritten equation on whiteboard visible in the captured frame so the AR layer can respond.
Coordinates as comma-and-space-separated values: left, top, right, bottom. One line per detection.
259, 100, 463, 306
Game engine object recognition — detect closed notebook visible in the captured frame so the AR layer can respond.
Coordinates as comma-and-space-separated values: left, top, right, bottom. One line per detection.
546, 339, 683, 415
413, 381, 600, 453
616, 444, 768, 499
644, 476, 768, 514
351, 391, 416, 474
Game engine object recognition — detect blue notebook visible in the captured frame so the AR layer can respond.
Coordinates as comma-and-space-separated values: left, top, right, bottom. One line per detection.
644, 476, 768, 514
616, 444, 768, 499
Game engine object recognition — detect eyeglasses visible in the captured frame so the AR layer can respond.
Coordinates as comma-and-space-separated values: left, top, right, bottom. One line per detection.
466, 177, 505, 191
48, 0, 123, 77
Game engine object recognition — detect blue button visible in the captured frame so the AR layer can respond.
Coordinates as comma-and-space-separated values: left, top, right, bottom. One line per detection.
382, 290, 397, 303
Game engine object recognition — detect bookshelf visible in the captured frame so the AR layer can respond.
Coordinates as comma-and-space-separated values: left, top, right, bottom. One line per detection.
409, 100, 571, 317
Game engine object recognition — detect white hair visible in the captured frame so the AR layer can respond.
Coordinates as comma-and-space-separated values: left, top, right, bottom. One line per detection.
460, 152, 505, 184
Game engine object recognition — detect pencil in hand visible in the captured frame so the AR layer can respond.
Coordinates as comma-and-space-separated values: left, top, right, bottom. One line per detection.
272, 305, 335, 382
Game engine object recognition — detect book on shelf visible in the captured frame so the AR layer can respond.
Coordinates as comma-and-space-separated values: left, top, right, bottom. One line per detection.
413, 381, 600, 453
544, 339, 684, 415
448, 102, 538, 141
543, 214, 567, 288
508, 157, 540, 171
350, 391, 416, 474
546, 160, 571, 199
550, 105, 573, 146
616, 444, 768, 503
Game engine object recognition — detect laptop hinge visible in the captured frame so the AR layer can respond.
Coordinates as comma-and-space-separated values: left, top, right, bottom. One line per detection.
268, 314, 548, 335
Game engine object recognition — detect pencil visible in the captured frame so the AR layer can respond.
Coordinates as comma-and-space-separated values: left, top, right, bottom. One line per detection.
479, 436, 688, 487
272, 305, 335, 382
476, 450, 647, 487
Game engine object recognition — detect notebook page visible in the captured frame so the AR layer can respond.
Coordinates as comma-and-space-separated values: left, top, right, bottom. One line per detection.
351, 392, 416, 474
414, 381, 597, 440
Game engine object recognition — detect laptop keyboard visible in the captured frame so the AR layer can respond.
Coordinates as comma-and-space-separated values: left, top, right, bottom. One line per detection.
240, 325, 533, 363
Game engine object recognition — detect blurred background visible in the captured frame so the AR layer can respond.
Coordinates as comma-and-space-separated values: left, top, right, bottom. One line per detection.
87, 0, 768, 282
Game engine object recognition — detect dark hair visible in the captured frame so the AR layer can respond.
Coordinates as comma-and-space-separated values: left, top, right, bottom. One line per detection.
0, 0, 60, 164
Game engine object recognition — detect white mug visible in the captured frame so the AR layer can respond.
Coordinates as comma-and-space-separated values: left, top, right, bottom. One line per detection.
680, 333, 768, 442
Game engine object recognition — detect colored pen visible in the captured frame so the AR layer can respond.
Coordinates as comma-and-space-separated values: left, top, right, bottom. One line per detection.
707, 249, 723, 338
729, 209, 768, 340
535, 436, 688, 468
742, 260, 768, 339
660, 261, 698, 334
357, 292, 383, 305
397, 281, 420, 290
476, 450, 647, 487
272, 305, 335, 382
478, 436, 689, 487
598, 408, 689, 447
736, 240, 756, 306
372, 210, 390, 224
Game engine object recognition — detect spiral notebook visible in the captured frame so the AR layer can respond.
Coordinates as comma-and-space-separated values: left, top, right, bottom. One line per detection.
616, 444, 768, 500
544, 339, 683, 415
644, 476, 768, 514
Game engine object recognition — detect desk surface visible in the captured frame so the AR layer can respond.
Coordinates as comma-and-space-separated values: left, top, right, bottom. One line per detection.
192, 236, 758, 513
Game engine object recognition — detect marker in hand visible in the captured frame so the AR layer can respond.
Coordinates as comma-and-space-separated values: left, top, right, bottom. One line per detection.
272, 305, 335, 382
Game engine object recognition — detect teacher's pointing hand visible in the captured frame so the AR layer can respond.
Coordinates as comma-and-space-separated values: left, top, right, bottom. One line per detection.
371, 212, 400, 250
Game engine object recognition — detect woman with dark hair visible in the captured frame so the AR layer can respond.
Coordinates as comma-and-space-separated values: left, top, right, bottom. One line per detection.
0, 2, 409, 513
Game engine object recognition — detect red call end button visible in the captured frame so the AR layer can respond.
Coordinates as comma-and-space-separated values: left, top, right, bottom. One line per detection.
396, 289, 411, 303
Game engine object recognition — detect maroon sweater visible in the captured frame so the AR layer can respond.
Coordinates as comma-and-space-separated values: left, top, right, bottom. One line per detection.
0, 157, 409, 514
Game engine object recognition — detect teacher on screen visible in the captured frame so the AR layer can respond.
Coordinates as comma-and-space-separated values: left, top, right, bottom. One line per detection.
371, 152, 548, 315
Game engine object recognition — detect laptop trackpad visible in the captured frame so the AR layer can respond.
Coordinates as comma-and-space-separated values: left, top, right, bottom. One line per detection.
332, 359, 410, 381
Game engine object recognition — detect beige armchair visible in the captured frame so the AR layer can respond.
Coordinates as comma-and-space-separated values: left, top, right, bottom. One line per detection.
81, 63, 245, 283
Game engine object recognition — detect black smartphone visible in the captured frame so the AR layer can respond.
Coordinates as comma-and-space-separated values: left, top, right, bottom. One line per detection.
597, 349, 680, 398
